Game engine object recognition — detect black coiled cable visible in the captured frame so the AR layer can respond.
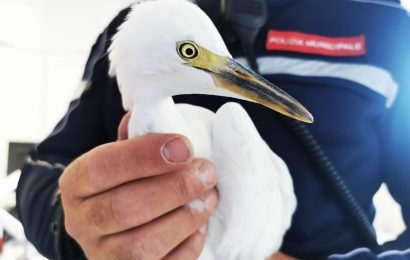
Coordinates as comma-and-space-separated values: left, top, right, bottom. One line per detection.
244, 49, 379, 249
245, 51, 379, 249
285, 119, 379, 249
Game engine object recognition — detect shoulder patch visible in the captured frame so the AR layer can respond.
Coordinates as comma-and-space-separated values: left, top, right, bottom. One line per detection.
266, 30, 366, 57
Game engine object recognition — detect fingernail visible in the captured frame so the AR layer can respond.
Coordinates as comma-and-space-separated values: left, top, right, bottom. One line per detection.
162, 137, 191, 163
197, 162, 217, 187
199, 224, 208, 235
204, 191, 218, 212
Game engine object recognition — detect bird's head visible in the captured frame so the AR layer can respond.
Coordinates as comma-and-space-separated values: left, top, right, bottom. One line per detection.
109, 0, 313, 123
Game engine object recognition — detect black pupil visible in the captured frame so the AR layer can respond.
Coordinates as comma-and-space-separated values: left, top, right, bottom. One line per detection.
185, 47, 194, 56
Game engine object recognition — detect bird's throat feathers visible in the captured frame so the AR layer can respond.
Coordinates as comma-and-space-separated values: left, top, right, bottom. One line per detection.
128, 97, 212, 159
128, 97, 196, 140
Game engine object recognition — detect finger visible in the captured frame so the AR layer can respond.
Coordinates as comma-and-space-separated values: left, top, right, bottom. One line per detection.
118, 112, 131, 141
80, 160, 217, 235
99, 190, 218, 260
162, 230, 207, 260
59, 134, 193, 198
269, 252, 297, 260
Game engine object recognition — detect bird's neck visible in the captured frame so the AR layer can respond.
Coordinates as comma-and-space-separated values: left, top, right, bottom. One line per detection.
128, 96, 193, 139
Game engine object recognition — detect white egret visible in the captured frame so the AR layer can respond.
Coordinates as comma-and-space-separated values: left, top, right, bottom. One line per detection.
109, 0, 313, 259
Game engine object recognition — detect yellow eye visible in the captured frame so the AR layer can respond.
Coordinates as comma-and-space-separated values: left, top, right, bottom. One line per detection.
177, 41, 199, 59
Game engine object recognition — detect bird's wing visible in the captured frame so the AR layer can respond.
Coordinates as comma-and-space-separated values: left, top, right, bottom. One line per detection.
208, 102, 297, 260
175, 103, 214, 160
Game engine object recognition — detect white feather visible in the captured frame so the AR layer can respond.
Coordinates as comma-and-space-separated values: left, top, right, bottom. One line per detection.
205, 103, 296, 260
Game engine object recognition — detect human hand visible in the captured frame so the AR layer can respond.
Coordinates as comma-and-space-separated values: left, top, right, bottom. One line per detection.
59, 113, 218, 259
269, 252, 297, 260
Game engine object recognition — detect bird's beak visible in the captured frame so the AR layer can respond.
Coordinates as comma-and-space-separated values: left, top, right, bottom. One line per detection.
179, 41, 313, 123
196, 55, 313, 123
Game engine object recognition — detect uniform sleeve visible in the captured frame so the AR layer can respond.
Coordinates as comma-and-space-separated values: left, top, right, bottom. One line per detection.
379, 12, 410, 251
16, 26, 117, 259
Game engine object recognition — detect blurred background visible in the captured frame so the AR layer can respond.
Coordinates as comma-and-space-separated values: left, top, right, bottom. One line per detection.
0, 0, 136, 177
0, 0, 409, 259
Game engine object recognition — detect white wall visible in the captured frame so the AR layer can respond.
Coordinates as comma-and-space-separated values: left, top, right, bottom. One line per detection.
0, 0, 135, 177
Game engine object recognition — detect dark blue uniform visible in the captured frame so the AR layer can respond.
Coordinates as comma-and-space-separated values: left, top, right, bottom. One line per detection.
16, 0, 410, 259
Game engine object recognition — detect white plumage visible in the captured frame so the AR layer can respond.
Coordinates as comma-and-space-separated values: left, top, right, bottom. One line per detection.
109, 0, 311, 259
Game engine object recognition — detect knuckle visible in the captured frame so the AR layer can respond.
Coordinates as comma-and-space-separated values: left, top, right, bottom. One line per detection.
64, 215, 82, 239
132, 201, 154, 227
110, 192, 127, 226
187, 234, 204, 257
100, 229, 161, 260
110, 245, 138, 260
112, 182, 165, 229
175, 166, 197, 200
82, 241, 105, 260
187, 209, 201, 227
85, 199, 113, 233
132, 243, 152, 260
58, 176, 66, 193
131, 231, 159, 260
59, 156, 87, 197
58, 165, 75, 194
110, 189, 145, 228
183, 204, 203, 229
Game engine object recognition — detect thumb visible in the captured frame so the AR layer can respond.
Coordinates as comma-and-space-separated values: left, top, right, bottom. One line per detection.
117, 112, 131, 140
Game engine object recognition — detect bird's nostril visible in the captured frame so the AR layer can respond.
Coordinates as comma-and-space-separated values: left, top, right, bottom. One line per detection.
234, 69, 248, 78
